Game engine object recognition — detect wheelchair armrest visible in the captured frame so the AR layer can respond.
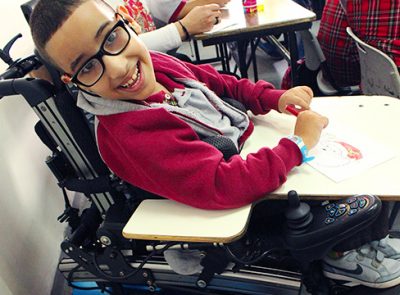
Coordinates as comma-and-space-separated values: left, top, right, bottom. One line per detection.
122, 199, 252, 243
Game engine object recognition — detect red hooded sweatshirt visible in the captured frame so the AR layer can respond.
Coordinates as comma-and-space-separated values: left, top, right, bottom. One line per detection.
77, 52, 302, 209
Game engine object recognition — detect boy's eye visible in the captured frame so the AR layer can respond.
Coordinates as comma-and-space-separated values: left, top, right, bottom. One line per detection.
80, 59, 99, 76
105, 31, 117, 46
104, 26, 127, 53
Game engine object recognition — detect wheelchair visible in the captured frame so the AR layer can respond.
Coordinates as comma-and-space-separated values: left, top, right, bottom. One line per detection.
0, 3, 398, 295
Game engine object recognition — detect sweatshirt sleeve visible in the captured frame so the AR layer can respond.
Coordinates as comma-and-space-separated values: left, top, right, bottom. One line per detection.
145, 0, 186, 23
181, 62, 285, 115
139, 24, 182, 52
97, 109, 302, 210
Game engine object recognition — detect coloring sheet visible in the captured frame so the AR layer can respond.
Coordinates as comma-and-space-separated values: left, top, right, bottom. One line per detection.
307, 129, 396, 182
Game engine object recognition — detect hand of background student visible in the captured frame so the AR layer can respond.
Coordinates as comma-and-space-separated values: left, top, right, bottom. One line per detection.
179, 0, 230, 18
294, 110, 329, 150
194, 0, 231, 6
180, 4, 222, 35
278, 86, 313, 114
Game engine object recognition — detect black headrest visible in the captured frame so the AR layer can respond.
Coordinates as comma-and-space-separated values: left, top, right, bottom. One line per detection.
21, 0, 38, 23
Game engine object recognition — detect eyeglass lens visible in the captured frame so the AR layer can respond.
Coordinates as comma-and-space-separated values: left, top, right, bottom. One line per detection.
77, 24, 130, 86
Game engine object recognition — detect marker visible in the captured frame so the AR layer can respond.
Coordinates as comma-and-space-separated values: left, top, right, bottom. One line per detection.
286, 105, 300, 117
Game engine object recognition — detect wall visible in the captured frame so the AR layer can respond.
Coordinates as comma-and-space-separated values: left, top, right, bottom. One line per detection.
0, 2, 66, 294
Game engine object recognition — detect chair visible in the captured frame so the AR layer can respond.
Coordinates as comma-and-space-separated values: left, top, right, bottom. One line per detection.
283, 30, 360, 96
300, 29, 361, 96
346, 27, 400, 99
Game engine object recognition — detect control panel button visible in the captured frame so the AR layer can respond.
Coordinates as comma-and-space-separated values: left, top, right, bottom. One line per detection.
325, 217, 335, 225
325, 204, 336, 211
336, 207, 347, 217
328, 208, 337, 217
350, 201, 359, 209
347, 197, 357, 204
349, 208, 358, 216
359, 198, 367, 208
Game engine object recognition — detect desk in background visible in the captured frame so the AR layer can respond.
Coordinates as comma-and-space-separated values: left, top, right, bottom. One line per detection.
195, 0, 316, 85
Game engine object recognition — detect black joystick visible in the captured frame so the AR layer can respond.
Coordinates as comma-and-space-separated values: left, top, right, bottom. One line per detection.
285, 190, 313, 233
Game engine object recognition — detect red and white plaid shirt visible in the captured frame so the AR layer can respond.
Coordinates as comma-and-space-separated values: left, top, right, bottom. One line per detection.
123, 0, 156, 32
317, 0, 400, 87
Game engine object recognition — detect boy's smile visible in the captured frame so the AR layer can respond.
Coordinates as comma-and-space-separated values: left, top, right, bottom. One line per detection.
45, 0, 160, 101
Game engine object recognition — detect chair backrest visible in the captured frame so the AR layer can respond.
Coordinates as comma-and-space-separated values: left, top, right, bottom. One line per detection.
346, 27, 400, 99
297, 30, 359, 96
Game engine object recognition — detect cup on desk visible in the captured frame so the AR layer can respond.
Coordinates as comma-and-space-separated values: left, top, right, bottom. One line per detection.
242, 0, 257, 13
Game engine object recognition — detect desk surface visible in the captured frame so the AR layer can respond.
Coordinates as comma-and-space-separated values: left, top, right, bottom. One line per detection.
196, 0, 316, 41
241, 95, 400, 201
123, 200, 252, 242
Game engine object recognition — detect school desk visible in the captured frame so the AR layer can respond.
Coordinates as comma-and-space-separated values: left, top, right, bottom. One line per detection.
194, 0, 316, 84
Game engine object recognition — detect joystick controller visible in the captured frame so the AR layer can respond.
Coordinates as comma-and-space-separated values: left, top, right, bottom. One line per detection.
285, 190, 313, 233
284, 192, 382, 262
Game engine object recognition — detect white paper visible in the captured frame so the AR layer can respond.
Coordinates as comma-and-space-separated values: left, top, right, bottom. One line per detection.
204, 19, 239, 34
307, 128, 396, 182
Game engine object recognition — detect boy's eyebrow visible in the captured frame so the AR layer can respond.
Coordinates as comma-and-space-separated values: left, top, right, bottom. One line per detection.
70, 20, 112, 72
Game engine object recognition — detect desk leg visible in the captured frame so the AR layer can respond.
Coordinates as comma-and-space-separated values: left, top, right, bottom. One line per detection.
287, 32, 299, 86
237, 40, 249, 79
250, 39, 259, 81
217, 43, 227, 72
193, 39, 201, 63
223, 43, 231, 73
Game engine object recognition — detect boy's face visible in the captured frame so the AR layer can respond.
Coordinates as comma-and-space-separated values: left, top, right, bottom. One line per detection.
45, 0, 156, 101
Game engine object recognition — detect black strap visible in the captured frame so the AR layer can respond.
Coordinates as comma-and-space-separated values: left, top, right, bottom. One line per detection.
61, 175, 113, 195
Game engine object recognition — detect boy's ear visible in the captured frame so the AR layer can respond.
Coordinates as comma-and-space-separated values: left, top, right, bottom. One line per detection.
117, 5, 142, 34
61, 74, 72, 84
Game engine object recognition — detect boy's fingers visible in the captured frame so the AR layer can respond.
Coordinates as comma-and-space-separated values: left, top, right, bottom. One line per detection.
322, 116, 329, 128
207, 3, 222, 10
301, 86, 314, 98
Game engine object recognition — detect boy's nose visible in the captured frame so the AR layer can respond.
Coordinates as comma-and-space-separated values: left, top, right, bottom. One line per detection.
102, 54, 127, 80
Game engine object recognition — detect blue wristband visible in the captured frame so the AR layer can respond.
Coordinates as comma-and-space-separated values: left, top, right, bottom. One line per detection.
287, 135, 315, 163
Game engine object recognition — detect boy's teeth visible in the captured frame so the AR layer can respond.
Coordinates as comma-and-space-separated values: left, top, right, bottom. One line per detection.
121, 64, 140, 88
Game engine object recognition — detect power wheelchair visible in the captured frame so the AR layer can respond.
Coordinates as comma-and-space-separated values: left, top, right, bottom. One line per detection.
0, 3, 398, 295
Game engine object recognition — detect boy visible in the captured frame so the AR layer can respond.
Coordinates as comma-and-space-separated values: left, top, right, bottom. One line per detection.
29, 0, 400, 288
30, 0, 327, 209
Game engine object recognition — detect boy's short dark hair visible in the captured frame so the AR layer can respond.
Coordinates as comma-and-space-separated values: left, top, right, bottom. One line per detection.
29, 0, 107, 67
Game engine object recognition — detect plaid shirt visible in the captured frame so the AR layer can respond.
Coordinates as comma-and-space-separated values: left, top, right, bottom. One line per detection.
317, 0, 400, 87
124, 0, 156, 32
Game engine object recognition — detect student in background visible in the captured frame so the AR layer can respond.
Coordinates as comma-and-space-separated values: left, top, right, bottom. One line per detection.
144, 0, 229, 28
107, 0, 222, 52
317, 0, 400, 88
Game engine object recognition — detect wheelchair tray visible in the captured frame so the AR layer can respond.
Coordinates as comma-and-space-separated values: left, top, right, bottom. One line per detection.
123, 200, 252, 243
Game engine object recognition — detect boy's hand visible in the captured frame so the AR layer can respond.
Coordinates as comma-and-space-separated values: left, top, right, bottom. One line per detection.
278, 86, 313, 114
180, 4, 222, 35
294, 110, 329, 150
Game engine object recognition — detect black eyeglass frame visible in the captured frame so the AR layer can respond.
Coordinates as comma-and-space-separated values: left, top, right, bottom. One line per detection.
68, 14, 133, 87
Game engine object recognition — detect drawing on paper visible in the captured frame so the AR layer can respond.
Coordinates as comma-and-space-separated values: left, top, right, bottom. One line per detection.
307, 131, 395, 182
315, 134, 363, 167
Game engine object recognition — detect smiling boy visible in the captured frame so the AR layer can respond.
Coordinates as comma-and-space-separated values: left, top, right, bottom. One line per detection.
28, 0, 400, 288
30, 0, 327, 209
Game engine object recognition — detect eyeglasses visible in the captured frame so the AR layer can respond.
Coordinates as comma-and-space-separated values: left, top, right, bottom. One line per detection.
69, 16, 132, 87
